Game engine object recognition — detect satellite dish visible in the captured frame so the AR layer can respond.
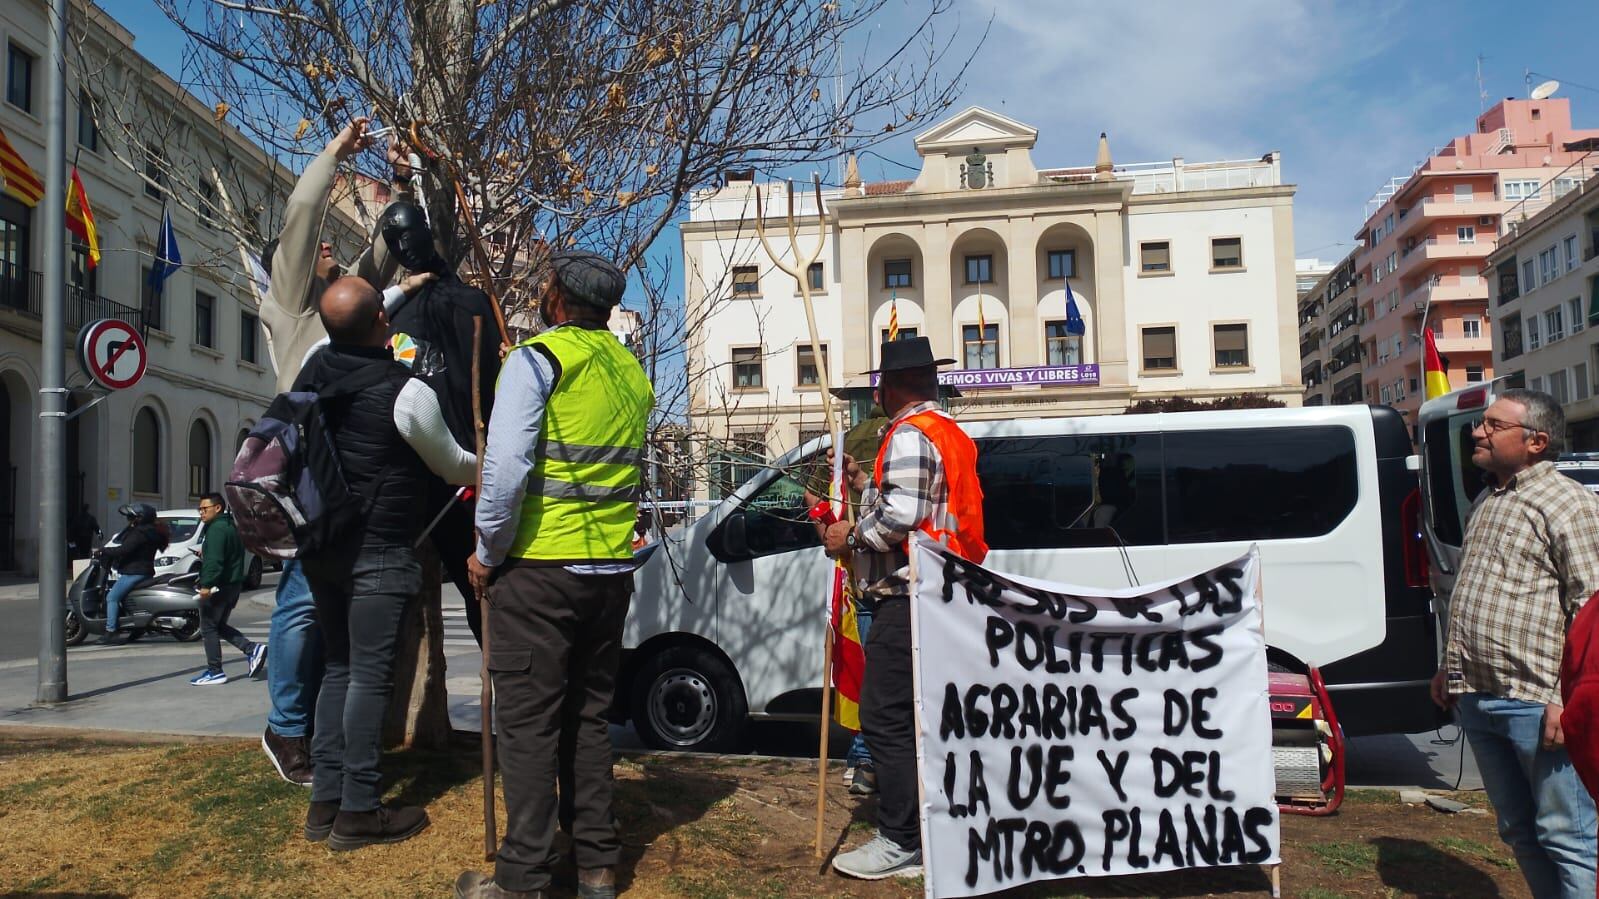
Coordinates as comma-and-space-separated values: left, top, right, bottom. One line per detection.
1531, 80, 1559, 100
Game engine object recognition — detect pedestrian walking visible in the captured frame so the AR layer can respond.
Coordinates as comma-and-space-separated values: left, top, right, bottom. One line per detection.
190, 493, 266, 686
255, 117, 414, 787
295, 278, 477, 851
1431, 388, 1599, 898
819, 337, 987, 881
455, 251, 653, 899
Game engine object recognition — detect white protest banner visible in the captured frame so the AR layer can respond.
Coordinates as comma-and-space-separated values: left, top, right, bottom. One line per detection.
911, 538, 1279, 897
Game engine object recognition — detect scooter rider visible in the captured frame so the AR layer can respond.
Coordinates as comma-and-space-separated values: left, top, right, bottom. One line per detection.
95, 504, 169, 645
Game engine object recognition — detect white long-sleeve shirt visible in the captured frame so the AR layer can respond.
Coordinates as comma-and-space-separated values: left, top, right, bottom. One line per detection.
394, 378, 477, 486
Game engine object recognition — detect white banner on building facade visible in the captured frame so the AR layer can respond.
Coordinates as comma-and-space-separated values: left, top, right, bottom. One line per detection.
910, 538, 1279, 898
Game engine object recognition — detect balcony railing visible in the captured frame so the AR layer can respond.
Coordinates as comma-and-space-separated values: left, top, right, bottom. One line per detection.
0, 266, 145, 336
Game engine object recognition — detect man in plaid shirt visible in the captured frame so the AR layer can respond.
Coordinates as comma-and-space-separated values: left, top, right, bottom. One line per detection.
813, 337, 984, 881
1432, 388, 1599, 898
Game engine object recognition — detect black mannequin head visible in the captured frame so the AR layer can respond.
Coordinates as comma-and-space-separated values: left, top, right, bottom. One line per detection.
380, 201, 446, 274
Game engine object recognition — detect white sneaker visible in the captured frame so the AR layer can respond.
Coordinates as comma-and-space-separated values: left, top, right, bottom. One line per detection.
832, 833, 922, 880
842, 765, 856, 788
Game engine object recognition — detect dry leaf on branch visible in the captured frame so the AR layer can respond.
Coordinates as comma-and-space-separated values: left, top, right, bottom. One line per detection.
213, 101, 230, 123
294, 118, 312, 140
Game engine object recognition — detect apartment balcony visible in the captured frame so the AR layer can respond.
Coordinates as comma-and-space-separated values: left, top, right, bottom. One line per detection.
1401, 277, 1488, 312
1396, 197, 1508, 240
1433, 335, 1493, 355
0, 268, 145, 336
1398, 236, 1493, 279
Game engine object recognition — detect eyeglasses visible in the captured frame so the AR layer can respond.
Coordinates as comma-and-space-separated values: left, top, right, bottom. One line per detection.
198, 504, 221, 513
1473, 415, 1540, 436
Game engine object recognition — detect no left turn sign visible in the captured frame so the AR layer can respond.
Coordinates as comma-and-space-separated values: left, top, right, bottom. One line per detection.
77, 319, 148, 391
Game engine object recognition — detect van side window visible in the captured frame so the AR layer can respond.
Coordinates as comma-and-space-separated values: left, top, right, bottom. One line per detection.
739, 464, 824, 557
1165, 427, 1357, 543
1422, 414, 1488, 547
976, 435, 1163, 550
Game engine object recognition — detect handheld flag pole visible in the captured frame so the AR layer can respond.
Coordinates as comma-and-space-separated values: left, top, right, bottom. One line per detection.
471, 316, 498, 862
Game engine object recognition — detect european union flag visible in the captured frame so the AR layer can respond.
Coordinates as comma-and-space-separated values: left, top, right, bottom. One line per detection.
1064, 277, 1085, 336
147, 207, 182, 296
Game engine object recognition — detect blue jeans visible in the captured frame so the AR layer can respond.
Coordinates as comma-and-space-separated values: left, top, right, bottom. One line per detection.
1458, 693, 1598, 899
104, 574, 146, 631
847, 600, 874, 767
267, 560, 322, 738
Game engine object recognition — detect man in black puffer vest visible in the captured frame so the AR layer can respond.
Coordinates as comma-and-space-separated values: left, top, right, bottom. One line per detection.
293, 277, 478, 852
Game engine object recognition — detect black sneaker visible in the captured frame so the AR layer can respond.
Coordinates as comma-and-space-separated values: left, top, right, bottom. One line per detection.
849, 763, 878, 796
327, 804, 430, 851
262, 728, 312, 787
305, 800, 338, 842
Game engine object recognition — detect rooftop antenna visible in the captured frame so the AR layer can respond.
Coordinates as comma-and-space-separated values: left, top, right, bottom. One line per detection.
1531, 79, 1560, 101
1476, 54, 1488, 113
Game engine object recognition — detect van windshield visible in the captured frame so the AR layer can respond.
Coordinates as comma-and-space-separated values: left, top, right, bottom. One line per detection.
1422, 412, 1487, 548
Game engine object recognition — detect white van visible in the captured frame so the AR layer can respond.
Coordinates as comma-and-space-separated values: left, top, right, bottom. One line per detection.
625, 404, 1439, 751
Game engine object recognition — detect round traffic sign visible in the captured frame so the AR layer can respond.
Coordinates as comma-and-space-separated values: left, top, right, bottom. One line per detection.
78, 319, 148, 390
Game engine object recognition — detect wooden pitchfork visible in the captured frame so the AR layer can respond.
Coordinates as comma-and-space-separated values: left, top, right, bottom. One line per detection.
753, 175, 851, 858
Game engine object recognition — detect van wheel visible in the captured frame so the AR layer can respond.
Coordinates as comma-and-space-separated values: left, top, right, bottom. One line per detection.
632, 646, 748, 753
244, 556, 263, 590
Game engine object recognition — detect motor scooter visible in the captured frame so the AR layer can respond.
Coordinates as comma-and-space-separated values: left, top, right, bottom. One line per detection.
66, 555, 202, 645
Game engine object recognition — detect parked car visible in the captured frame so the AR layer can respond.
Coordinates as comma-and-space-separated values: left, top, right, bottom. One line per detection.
73, 508, 264, 589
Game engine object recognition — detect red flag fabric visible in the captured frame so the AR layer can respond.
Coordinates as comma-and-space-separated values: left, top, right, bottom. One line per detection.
0, 126, 44, 207
66, 167, 100, 269
830, 563, 864, 731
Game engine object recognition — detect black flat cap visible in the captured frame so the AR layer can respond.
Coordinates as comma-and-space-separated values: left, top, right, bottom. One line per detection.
552, 250, 626, 309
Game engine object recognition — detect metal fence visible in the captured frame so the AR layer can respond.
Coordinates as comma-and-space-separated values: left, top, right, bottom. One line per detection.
0, 263, 144, 334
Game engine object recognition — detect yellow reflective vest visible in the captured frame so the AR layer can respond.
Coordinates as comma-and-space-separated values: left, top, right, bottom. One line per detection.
507, 324, 654, 562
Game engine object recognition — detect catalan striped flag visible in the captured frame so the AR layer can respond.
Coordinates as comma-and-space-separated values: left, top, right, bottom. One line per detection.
0, 127, 44, 207
1423, 327, 1450, 400
830, 562, 864, 731
66, 167, 100, 269
887, 294, 900, 341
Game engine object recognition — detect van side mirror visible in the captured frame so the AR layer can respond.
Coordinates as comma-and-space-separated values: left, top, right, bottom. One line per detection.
1405, 454, 1421, 472
714, 510, 750, 561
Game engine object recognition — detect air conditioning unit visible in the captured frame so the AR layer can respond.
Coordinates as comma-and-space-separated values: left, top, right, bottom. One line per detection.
1478, 216, 1496, 227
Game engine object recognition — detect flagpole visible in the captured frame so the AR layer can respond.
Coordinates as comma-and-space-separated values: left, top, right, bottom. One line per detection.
37, 0, 69, 704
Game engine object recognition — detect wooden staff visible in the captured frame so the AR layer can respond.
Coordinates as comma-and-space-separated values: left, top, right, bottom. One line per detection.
472, 315, 497, 862
753, 175, 848, 857
406, 122, 513, 347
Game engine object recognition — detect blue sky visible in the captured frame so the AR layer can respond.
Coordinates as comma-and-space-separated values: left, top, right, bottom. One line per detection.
117, 0, 1599, 265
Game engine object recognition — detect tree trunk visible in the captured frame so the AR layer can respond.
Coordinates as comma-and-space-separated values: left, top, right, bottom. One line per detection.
384, 540, 453, 749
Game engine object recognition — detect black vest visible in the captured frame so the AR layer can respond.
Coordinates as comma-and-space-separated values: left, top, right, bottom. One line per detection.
386, 273, 502, 450
294, 345, 426, 545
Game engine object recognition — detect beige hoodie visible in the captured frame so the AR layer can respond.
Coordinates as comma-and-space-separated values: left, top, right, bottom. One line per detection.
259, 148, 409, 392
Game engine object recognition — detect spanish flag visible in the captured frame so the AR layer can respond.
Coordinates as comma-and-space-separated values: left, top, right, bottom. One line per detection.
1424, 327, 1450, 400
830, 563, 864, 731
66, 167, 99, 270
0, 126, 44, 207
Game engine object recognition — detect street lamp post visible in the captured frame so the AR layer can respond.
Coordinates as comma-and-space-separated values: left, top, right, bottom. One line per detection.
37, 0, 69, 704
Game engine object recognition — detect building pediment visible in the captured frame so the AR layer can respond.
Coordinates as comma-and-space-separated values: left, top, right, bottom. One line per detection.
914, 106, 1038, 155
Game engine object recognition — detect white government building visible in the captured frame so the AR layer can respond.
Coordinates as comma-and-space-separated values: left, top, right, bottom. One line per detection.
0, 1, 365, 573
681, 107, 1302, 496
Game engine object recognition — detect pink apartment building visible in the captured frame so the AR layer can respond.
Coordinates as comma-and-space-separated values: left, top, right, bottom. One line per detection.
1355, 97, 1599, 426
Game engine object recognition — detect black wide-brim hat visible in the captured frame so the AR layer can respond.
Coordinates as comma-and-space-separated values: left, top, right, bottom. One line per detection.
863, 335, 956, 374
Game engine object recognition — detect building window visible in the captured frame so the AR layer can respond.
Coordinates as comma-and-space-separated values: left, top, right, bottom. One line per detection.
1540, 247, 1557, 285
240, 311, 259, 364
140, 265, 163, 331
730, 265, 760, 297
1549, 369, 1571, 405
77, 90, 97, 151
1213, 323, 1249, 367
198, 178, 219, 224
1500, 314, 1523, 360
1466, 364, 1485, 383
884, 258, 912, 289
1578, 363, 1592, 401
1504, 179, 1541, 201
195, 291, 215, 347
1046, 250, 1076, 280
1571, 298, 1585, 335
133, 408, 161, 495
6, 44, 34, 113
962, 324, 998, 369
709, 432, 766, 501
188, 420, 212, 498
69, 240, 97, 299
1546, 306, 1565, 342
1140, 241, 1171, 274
1567, 236, 1580, 273
1454, 183, 1473, 203
143, 150, 167, 200
795, 344, 828, 387
1527, 313, 1541, 350
730, 347, 763, 389
964, 254, 992, 285
880, 326, 918, 345
1141, 326, 1177, 371
1210, 237, 1243, 270
1457, 225, 1475, 245
1045, 320, 1081, 366
1461, 317, 1481, 339
806, 262, 823, 291
1530, 375, 1544, 393
1523, 259, 1537, 294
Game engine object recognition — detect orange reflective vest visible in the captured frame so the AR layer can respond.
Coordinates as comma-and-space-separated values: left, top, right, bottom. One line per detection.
872, 409, 988, 563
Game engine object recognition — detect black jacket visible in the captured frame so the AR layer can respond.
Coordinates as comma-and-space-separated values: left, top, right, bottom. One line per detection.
387, 272, 501, 451
102, 523, 165, 577
293, 344, 428, 546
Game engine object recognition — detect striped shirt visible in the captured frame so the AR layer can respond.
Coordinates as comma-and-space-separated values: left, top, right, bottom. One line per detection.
1445, 460, 1599, 705
852, 401, 950, 600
